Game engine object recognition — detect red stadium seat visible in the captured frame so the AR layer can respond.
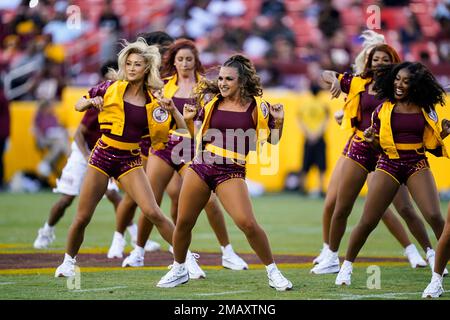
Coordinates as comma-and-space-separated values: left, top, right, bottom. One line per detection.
409, 41, 439, 64
381, 7, 409, 30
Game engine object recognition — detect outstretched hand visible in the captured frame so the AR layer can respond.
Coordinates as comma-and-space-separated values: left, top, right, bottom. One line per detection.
90, 96, 104, 111
270, 103, 284, 121
330, 77, 342, 99
364, 126, 376, 143
442, 119, 450, 133
441, 119, 450, 139
158, 97, 176, 113
183, 104, 197, 120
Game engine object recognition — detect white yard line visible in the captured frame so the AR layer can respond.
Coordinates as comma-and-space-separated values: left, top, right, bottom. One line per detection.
72, 286, 127, 293
330, 290, 450, 300
195, 290, 251, 297
0, 282, 16, 285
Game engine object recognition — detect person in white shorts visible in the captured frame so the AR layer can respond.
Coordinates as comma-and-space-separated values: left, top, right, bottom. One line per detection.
33, 107, 125, 249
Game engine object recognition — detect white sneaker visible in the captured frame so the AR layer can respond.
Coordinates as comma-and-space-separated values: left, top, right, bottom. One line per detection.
156, 263, 189, 288
144, 240, 161, 252
426, 249, 449, 276
422, 273, 444, 298
404, 244, 427, 268
267, 268, 293, 291
310, 251, 340, 274
127, 224, 138, 247
122, 247, 144, 267
55, 254, 76, 277
221, 245, 248, 270
33, 227, 55, 249
313, 244, 330, 265
335, 260, 352, 286
186, 252, 206, 279
107, 232, 126, 259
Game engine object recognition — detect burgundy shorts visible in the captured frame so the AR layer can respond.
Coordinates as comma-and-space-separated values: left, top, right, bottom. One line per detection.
151, 134, 195, 172
89, 139, 142, 180
376, 150, 429, 185
139, 138, 151, 159
342, 133, 354, 156
345, 134, 379, 172
189, 151, 246, 192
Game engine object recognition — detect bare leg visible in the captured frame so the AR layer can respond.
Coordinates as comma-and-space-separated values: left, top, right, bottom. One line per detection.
321, 156, 345, 245
434, 204, 450, 275
179, 168, 232, 248
47, 194, 76, 226
329, 158, 368, 252
407, 169, 445, 240
165, 172, 182, 223
392, 184, 432, 252
115, 193, 137, 234
119, 167, 175, 245
173, 169, 211, 263
105, 189, 122, 212
367, 172, 413, 248
381, 208, 411, 248
345, 170, 400, 262
135, 156, 175, 247
216, 179, 274, 265
204, 194, 230, 247
65, 168, 108, 257
114, 158, 147, 236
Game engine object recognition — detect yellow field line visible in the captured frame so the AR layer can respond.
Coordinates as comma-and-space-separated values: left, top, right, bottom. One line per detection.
0, 262, 410, 275
0, 248, 115, 254
0, 246, 408, 261
0, 244, 30, 249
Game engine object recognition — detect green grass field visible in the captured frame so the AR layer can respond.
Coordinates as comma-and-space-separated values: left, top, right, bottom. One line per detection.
0, 191, 448, 300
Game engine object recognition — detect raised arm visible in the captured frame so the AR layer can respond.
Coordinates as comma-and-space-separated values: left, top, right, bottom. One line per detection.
321, 70, 341, 99
75, 96, 104, 112
441, 119, 450, 139
268, 103, 284, 144
183, 103, 198, 137
158, 97, 188, 130
73, 124, 91, 161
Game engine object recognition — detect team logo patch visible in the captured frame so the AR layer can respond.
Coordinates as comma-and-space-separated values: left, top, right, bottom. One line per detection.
428, 110, 438, 123
153, 107, 169, 123
260, 102, 269, 119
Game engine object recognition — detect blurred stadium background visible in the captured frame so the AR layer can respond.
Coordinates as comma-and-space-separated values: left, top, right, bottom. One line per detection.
0, 0, 450, 194
1, 0, 450, 301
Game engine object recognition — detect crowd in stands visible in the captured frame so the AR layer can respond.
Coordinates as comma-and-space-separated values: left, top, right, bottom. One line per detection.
0, 0, 449, 99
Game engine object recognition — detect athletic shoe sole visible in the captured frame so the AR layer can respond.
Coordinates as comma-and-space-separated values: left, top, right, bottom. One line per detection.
310, 265, 340, 274
122, 262, 144, 267
156, 274, 189, 288
422, 291, 443, 298
222, 260, 248, 271
188, 273, 206, 279
269, 281, 293, 291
